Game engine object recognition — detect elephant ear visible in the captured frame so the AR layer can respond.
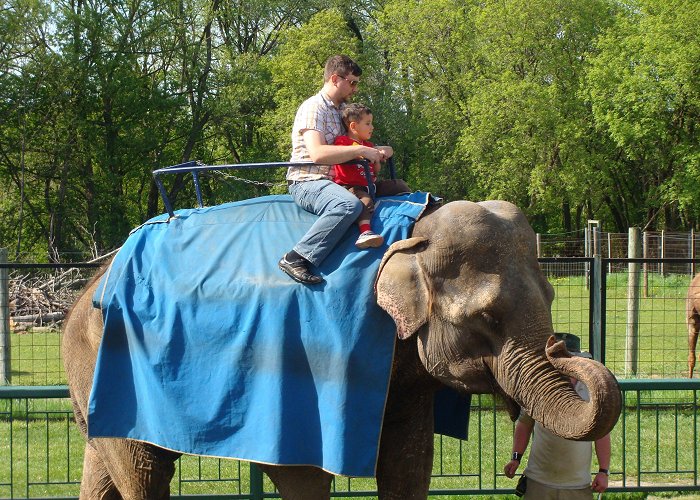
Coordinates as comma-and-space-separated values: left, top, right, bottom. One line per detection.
375, 237, 431, 339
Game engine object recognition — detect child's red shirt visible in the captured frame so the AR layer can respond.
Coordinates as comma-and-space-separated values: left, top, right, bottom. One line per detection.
332, 136, 376, 187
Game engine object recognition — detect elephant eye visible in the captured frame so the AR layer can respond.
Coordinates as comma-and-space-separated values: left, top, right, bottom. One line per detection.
480, 311, 499, 329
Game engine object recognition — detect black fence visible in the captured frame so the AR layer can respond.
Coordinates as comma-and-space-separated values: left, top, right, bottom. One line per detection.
1, 257, 700, 497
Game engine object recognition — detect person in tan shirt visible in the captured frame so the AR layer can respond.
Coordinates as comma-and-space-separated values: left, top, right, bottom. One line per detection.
503, 334, 611, 499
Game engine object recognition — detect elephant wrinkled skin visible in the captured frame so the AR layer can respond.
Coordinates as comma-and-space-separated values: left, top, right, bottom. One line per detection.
62, 199, 622, 499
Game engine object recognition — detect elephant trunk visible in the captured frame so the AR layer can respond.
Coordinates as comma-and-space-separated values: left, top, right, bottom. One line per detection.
500, 336, 622, 441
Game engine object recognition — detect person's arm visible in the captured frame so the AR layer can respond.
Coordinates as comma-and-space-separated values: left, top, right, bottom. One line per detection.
503, 418, 534, 478
303, 129, 385, 165
591, 433, 611, 493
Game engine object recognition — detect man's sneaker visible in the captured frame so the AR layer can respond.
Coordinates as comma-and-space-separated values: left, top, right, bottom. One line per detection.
278, 255, 323, 284
355, 230, 384, 249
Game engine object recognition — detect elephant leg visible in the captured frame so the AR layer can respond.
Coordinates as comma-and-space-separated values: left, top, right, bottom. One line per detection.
258, 464, 332, 500
90, 438, 178, 500
376, 391, 434, 500
689, 312, 699, 378
79, 443, 122, 500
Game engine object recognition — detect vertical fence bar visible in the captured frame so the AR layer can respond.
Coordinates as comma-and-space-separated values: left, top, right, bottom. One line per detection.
695, 389, 698, 487
0, 248, 10, 385
621, 396, 627, 488
692, 229, 696, 277
477, 395, 483, 490
591, 255, 604, 363
661, 230, 666, 277
250, 463, 264, 500
637, 391, 642, 487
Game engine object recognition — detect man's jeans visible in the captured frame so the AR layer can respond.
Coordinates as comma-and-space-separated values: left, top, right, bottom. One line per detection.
289, 179, 363, 266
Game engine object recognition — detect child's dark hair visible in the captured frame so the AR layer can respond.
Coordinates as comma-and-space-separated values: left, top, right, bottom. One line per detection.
342, 103, 372, 127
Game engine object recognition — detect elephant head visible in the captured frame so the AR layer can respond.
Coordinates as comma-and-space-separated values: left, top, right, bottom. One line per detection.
375, 200, 621, 441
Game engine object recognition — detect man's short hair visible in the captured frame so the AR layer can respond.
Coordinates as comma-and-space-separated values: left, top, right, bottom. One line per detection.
324, 55, 362, 81
342, 103, 372, 127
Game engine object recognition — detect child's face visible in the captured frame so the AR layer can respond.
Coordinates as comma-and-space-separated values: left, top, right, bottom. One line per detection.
351, 113, 374, 141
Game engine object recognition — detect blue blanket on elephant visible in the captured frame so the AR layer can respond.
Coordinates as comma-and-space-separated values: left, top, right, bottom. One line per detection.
88, 192, 469, 477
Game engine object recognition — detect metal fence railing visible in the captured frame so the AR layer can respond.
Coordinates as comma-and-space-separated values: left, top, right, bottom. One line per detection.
2, 258, 700, 496
1, 382, 698, 499
2, 258, 698, 385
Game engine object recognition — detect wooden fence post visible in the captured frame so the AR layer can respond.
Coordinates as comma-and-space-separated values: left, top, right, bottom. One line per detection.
586, 220, 600, 290
661, 229, 666, 277
691, 229, 696, 277
0, 248, 10, 385
643, 231, 649, 298
625, 228, 641, 376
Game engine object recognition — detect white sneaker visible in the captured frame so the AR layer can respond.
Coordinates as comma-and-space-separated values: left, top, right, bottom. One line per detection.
356, 230, 384, 249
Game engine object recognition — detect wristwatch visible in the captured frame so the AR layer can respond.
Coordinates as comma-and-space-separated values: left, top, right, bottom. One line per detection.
512, 452, 523, 462
598, 468, 609, 475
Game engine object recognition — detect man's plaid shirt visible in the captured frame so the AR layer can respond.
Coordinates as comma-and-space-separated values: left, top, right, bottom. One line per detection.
287, 91, 346, 182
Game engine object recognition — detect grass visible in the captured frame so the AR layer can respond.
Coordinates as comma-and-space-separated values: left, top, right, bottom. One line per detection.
8, 330, 65, 386
0, 394, 697, 498
547, 271, 694, 379
6, 271, 696, 387
1, 270, 699, 497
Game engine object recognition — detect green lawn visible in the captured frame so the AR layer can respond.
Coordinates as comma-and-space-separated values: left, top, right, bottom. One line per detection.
7, 330, 65, 386
1, 271, 699, 497
5, 271, 696, 386
0, 394, 698, 498
549, 271, 693, 379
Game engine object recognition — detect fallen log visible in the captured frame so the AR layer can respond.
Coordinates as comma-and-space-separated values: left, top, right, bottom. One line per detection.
12, 312, 65, 324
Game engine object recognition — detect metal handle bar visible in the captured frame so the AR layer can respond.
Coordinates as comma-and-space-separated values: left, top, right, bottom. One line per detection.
152, 159, 393, 218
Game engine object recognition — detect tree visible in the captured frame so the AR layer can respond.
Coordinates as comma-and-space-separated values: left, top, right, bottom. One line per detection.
378, 0, 617, 234
460, 0, 618, 233
586, 0, 700, 230
376, 0, 479, 199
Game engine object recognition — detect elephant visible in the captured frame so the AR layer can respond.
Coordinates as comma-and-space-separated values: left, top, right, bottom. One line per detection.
687, 272, 700, 378
62, 199, 622, 499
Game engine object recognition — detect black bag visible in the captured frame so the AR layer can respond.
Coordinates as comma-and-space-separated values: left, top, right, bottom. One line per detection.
515, 475, 527, 497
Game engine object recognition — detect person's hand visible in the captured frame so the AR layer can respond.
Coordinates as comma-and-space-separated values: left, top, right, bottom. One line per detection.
376, 145, 394, 159
360, 147, 385, 164
591, 471, 608, 493
503, 459, 520, 478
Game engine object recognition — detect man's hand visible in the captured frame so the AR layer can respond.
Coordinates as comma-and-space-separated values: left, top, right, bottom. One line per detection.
376, 145, 394, 159
359, 147, 385, 164
591, 471, 608, 493
503, 459, 520, 479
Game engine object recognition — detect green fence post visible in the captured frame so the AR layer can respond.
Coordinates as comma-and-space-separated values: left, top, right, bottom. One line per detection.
590, 254, 604, 362
250, 462, 264, 500
0, 248, 10, 385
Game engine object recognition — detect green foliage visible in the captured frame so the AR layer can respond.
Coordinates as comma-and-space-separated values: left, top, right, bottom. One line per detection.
1, 0, 700, 260
376, 0, 478, 198
585, 0, 700, 230
264, 8, 361, 159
